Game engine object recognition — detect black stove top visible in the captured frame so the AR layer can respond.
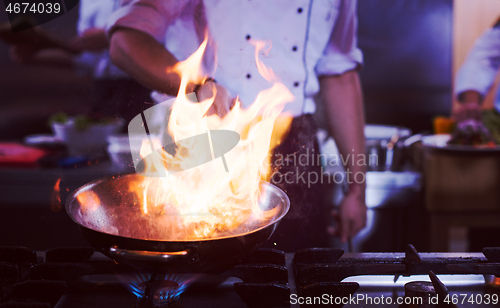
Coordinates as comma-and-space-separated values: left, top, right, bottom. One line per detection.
0, 245, 499, 308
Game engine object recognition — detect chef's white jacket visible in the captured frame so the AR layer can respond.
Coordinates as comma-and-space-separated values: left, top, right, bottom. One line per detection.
74, 0, 128, 79
455, 27, 500, 112
107, 0, 363, 116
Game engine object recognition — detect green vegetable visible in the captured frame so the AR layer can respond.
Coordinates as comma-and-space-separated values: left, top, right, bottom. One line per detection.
48, 112, 68, 125
482, 109, 500, 144
74, 115, 91, 130
49, 112, 118, 131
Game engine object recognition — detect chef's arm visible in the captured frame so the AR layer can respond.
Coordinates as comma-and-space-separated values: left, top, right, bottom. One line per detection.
454, 25, 500, 121
319, 70, 367, 242
71, 28, 109, 52
109, 28, 191, 96
320, 70, 365, 193
110, 27, 233, 116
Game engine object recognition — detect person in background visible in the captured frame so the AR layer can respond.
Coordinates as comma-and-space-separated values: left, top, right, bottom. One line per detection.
9, 0, 152, 122
454, 18, 500, 122
107, 0, 367, 251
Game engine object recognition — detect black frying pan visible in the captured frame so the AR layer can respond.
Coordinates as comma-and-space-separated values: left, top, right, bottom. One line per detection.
65, 174, 289, 274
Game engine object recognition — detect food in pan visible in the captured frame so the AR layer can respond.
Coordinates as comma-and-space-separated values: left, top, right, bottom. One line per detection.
448, 119, 497, 147
445, 109, 500, 147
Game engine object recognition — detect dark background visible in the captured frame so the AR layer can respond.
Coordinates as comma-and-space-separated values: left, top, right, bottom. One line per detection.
358, 0, 452, 133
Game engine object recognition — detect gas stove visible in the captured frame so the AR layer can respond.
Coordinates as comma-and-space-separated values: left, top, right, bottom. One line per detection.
0, 245, 498, 308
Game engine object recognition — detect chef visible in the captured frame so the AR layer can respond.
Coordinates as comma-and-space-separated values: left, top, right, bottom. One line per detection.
9, 0, 152, 122
455, 19, 500, 121
106, 0, 367, 251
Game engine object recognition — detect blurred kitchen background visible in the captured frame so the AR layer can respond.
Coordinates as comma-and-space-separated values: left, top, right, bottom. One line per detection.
1, 0, 499, 252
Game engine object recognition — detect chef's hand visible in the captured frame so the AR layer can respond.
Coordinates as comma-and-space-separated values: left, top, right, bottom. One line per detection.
70, 28, 108, 52
328, 187, 367, 242
454, 90, 482, 122
195, 80, 235, 118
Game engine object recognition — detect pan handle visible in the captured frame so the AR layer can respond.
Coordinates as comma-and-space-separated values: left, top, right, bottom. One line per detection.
109, 246, 193, 263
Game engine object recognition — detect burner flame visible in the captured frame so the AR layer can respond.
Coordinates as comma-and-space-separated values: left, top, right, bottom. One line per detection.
119, 270, 199, 304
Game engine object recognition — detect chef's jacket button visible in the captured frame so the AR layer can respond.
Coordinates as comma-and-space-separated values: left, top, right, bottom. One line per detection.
297, 7, 303, 13
246, 74, 251, 79
293, 82, 299, 87
246, 35, 251, 40
292, 46, 298, 52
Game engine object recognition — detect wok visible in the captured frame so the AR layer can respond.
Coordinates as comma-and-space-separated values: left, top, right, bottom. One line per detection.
66, 174, 289, 274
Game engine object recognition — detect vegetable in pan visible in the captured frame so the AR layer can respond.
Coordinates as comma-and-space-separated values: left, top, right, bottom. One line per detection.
448, 109, 500, 147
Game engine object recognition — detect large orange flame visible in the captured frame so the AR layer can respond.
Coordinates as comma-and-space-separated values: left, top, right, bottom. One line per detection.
131, 38, 293, 240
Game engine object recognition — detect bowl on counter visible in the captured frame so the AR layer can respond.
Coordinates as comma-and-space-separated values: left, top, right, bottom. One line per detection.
51, 119, 123, 158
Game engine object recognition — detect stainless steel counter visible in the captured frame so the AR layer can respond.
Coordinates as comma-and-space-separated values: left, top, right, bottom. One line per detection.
366, 171, 422, 209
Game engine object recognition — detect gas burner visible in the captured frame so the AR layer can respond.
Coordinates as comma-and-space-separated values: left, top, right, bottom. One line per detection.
402, 281, 436, 307
399, 270, 461, 308
119, 271, 199, 308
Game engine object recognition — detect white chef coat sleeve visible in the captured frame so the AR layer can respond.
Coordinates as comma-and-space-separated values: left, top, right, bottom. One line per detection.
106, 0, 192, 44
455, 27, 500, 100
315, 0, 363, 76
